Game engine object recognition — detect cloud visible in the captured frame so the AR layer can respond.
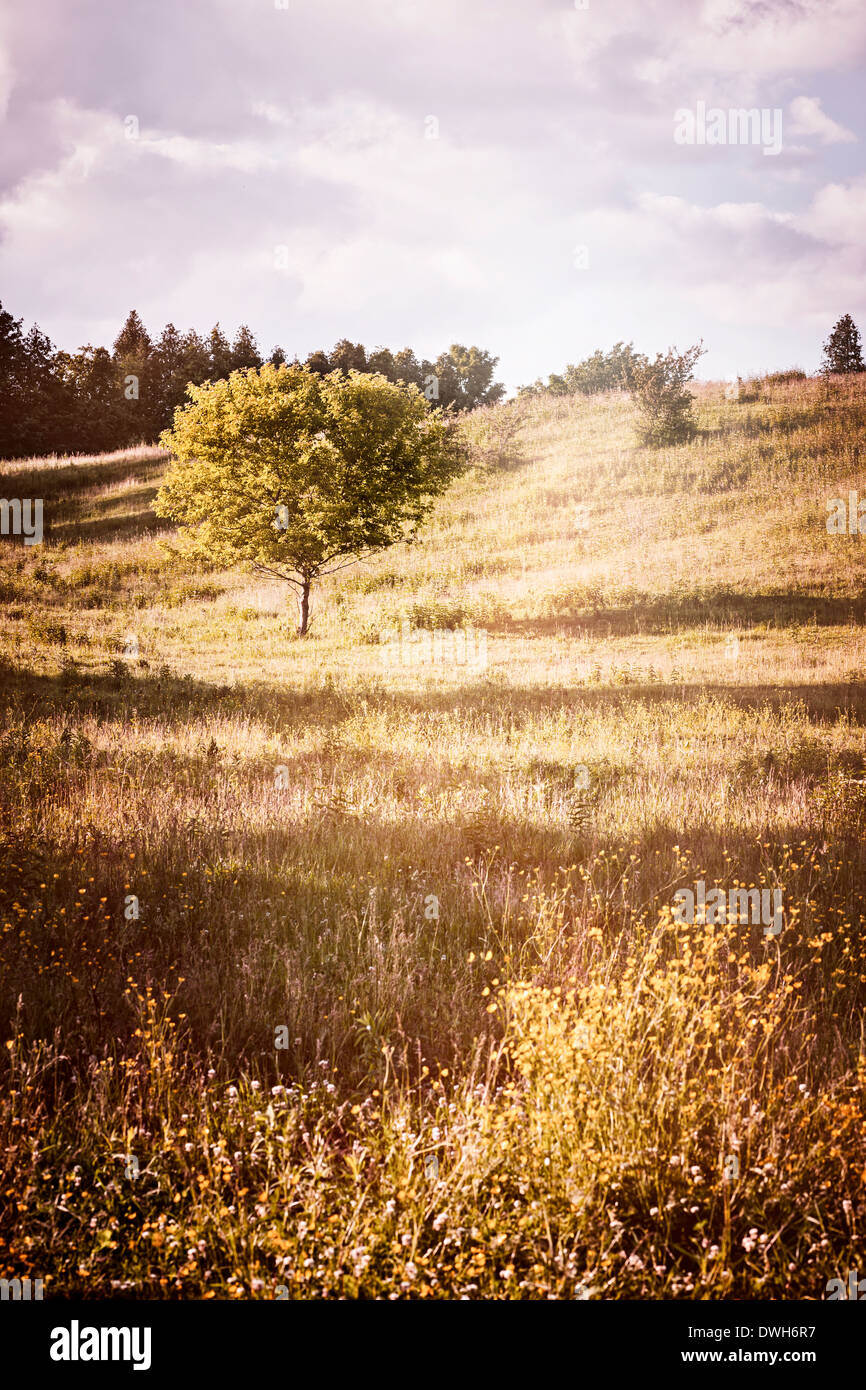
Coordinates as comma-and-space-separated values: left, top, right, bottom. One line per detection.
0, 0, 864, 387
789, 95, 856, 144
799, 175, 866, 245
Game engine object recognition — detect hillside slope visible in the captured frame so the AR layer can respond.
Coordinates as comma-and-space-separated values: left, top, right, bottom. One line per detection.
1, 376, 865, 1299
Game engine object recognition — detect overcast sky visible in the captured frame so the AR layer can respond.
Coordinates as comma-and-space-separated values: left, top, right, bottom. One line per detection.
1, 0, 864, 391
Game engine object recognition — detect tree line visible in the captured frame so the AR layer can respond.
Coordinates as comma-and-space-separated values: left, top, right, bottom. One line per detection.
520, 315, 865, 402
0, 299, 504, 461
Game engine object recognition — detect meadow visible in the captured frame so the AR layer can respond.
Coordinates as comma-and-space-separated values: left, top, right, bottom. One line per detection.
1, 374, 865, 1299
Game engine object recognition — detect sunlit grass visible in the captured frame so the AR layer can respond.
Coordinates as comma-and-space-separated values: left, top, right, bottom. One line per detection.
1, 375, 865, 1298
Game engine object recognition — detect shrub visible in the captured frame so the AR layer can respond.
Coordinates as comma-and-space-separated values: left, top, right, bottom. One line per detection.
631, 342, 705, 446
26, 615, 67, 646
163, 582, 224, 608
407, 598, 471, 630
765, 369, 807, 385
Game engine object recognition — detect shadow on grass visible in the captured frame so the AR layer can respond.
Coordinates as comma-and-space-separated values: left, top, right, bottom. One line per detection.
0, 453, 166, 501
497, 590, 866, 638
0, 729, 862, 1087
1, 656, 865, 729
50, 500, 173, 542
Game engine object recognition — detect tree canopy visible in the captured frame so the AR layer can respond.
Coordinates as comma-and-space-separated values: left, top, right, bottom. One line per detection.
0, 295, 504, 460
155, 363, 467, 634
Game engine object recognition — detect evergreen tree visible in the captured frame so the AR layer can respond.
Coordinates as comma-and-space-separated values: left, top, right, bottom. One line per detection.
151, 323, 189, 429
0, 302, 28, 458
230, 324, 262, 372
113, 309, 151, 358
822, 314, 865, 374
58, 346, 124, 453
113, 309, 153, 445
208, 324, 233, 381
20, 323, 67, 456
180, 329, 211, 385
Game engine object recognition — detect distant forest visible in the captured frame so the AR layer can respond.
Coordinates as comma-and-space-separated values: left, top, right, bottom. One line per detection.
0, 300, 505, 461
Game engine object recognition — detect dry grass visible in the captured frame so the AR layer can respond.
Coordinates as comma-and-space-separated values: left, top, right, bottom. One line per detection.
1, 375, 865, 1298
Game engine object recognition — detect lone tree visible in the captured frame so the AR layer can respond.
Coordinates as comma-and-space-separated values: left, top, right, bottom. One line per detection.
821, 314, 865, 375
156, 363, 466, 635
630, 341, 705, 446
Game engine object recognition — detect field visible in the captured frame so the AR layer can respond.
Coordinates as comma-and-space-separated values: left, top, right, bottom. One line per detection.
2, 374, 866, 1299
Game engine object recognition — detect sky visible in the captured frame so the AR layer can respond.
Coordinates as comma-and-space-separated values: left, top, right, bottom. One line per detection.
1, 0, 864, 393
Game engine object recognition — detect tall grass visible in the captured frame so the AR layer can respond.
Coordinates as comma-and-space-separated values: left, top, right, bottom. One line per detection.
1, 376, 865, 1297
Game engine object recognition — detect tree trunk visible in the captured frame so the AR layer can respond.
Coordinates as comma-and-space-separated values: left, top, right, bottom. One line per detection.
296, 579, 311, 636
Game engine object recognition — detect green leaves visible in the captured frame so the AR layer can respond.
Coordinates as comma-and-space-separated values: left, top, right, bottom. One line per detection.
155, 363, 467, 627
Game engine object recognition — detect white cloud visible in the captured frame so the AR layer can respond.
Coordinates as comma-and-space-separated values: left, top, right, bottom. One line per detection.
799, 175, 866, 245
0, 0, 864, 388
789, 96, 856, 144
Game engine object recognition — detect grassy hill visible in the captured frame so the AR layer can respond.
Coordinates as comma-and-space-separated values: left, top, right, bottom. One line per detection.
2, 375, 865, 1298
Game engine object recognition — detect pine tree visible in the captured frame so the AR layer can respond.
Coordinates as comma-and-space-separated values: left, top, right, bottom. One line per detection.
180, 329, 211, 385
113, 310, 153, 445
113, 309, 151, 358
152, 323, 188, 429
822, 314, 865, 374
0, 302, 27, 458
230, 325, 262, 372
20, 323, 66, 456
208, 324, 233, 381
60, 346, 124, 453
